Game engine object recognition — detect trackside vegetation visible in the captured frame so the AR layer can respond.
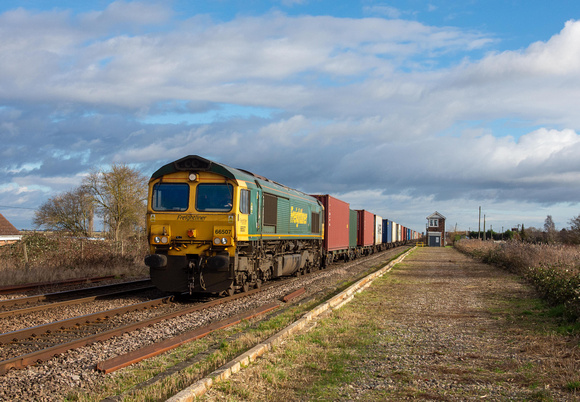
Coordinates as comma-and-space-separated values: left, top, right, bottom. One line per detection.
0, 232, 148, 286
455, 240, 580, 325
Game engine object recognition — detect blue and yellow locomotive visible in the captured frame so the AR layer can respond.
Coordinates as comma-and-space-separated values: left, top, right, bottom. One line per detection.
144, 155, 324, 295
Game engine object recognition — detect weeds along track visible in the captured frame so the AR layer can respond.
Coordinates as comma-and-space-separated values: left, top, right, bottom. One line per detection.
0, 246, 410, 401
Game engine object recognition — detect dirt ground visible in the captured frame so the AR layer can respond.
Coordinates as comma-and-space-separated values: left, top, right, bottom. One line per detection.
202, 247, 580, 401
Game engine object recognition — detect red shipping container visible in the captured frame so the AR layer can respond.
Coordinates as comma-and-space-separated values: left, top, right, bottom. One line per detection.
356, 210, 374, 247
313, 195, 350, 252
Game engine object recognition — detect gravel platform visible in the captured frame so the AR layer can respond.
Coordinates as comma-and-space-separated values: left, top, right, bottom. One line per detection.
203, 246, 580, 401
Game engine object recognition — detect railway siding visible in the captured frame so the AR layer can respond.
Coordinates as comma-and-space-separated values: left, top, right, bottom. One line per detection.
202, 247, 580, 401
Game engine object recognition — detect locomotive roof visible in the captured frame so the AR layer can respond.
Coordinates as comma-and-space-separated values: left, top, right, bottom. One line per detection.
151, 155, 315, 200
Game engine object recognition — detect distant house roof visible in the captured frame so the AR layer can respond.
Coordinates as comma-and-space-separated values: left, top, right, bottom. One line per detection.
426, 211, 446, 220
0, 213, 20, 236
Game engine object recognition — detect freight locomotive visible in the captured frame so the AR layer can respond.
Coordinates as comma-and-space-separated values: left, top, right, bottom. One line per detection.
144, 155, 419, 295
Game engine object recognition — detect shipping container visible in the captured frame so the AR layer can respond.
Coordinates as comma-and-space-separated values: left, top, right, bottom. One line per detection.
349, 209, 358, 249
313, 195, 350, 252
382, 219, 392, 243
356, 210, 374, 247
374, 215, 383, 246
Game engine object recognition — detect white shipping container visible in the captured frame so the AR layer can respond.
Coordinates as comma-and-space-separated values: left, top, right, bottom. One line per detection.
374, 215, 382, 245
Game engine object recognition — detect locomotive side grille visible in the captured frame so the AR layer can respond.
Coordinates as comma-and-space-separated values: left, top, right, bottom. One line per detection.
311, 212, 321, 234
263, 193, 278, 227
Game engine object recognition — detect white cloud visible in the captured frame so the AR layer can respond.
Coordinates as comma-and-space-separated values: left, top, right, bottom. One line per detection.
1, 5, 580, 232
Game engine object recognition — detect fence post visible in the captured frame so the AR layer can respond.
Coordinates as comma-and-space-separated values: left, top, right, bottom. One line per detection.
23, 242, 29, 271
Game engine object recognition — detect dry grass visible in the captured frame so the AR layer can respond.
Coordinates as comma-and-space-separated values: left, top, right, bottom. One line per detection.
0, 232, 149, 286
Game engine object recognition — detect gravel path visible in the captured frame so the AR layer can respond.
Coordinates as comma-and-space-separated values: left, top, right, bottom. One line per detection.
203, 246, 580, 401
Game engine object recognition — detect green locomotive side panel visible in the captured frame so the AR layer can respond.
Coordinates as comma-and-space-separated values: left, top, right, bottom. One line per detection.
289, 200, 311, 235
277, 197, 290, 234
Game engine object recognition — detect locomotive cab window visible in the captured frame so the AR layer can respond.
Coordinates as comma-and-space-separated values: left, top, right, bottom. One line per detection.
196, 183, 233, 212
151, 183, 189, 212
239, 189, 250, 214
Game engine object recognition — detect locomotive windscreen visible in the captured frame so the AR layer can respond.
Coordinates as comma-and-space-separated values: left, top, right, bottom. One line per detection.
152, 183, 189, 211
196, 183, 233, 212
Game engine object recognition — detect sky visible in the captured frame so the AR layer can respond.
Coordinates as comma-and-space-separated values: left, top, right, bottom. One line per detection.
1, 0, 580, 234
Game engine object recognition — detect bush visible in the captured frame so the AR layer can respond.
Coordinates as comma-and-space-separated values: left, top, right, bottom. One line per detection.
0, 232, 149, 286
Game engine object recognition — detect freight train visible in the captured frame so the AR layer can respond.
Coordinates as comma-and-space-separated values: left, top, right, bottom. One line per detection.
144, 155, 420, 295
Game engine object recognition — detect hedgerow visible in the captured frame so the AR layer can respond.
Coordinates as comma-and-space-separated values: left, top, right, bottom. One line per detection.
0, 232, 149, 286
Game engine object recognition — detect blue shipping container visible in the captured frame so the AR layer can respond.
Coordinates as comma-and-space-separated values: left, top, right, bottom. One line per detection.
382, 219, 392, 243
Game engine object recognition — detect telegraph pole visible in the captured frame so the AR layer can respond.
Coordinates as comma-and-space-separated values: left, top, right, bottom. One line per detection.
483, 214, 486, 241
478, 206, 481, 240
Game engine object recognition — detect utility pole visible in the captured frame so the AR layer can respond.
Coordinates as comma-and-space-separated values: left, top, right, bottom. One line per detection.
483, 214, 486, 241
478, 206, 481, 240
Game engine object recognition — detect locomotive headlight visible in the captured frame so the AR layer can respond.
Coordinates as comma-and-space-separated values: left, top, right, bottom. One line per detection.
161, 236, 169, 244
214, 237, 221, 245
221, 237, 227, 245
188, 173, 197, 181
154, 236, 161, 243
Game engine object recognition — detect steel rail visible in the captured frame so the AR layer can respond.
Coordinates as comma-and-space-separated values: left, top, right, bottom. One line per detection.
0, 295, 174, 345
0, 284, 156, 319
281, 287, 306, 302
0, 283, 273, 374
96, 302, 280, 373
0, 276, 119, 295
0, 279, 152, 309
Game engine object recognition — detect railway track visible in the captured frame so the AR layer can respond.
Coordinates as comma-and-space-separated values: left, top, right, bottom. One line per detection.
0, 279, 154, 317
0, 247, 408, 384
0, 276, 290, 374
0, 275, 121, 295
0, 246, 410, 400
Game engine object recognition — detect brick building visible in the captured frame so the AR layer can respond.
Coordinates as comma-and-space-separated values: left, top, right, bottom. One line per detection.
0, 213, 21, 245
426, 211, 446, 247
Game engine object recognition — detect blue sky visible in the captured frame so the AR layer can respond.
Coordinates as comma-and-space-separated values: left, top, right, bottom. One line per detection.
1, 0, 580, 234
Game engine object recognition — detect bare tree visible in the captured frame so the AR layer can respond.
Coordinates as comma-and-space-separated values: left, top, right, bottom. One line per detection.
543, 215, 556, 243
568, 214, 580, 244
33, 186, 94, 236
83, 164, 148, 241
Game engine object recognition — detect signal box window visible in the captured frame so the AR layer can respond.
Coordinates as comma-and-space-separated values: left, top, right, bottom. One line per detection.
152, 183, 189, 212
196, 183, 233, 212
429, 219, 439, 227
240, 189, 250, 214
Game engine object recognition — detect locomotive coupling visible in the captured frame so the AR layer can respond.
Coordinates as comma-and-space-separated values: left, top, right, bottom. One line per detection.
144, 254, 168, 269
